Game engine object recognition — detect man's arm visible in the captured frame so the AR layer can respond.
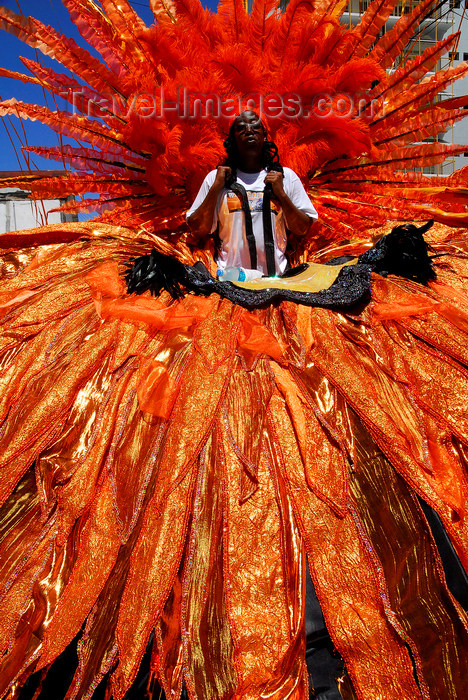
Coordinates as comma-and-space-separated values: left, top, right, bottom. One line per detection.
264, 170, 314, 238
187, 166, 231, 238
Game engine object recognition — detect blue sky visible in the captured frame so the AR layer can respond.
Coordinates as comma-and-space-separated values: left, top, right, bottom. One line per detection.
0, 0, 218, 172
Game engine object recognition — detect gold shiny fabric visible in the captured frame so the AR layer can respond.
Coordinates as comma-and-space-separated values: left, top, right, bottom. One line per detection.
232, 259, 357, 293
0, 222, 467, 699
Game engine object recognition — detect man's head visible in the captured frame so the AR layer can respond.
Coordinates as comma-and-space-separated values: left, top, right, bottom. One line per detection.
230, 111, 266, 159
223, 111, 279, 175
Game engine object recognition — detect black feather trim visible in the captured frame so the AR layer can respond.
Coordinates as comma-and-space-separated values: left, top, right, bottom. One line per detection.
124, 222, 436, 310
358, 221, 436, 284
125, 250, 371, 310
125, 250, 189, 299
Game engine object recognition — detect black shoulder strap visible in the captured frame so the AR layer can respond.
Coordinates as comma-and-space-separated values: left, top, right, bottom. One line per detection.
229, 169, 283, 276
262, 184, 276, 277
229, 181, 257, 271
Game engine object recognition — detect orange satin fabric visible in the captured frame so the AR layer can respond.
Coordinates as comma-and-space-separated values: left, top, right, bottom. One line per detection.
0, 223, 467, 699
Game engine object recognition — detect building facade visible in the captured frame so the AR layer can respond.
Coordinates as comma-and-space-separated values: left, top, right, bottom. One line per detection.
0, 171, 78, 234
342, 0, 467, 174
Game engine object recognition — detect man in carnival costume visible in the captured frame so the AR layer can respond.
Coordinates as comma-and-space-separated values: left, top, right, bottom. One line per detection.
187, 110, 318, 278
186, 110, 346, 699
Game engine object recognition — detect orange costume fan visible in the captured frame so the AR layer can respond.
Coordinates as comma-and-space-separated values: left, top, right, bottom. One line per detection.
0, 0, 468, 698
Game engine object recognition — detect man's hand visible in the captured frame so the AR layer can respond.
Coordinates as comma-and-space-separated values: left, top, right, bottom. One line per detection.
264, 170, 284, 198
214, 166, 232, 190
187, 166, 231, 239
264, 171, 312, 238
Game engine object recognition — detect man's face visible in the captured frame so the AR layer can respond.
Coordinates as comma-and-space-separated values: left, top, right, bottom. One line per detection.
233, 111, 265, 157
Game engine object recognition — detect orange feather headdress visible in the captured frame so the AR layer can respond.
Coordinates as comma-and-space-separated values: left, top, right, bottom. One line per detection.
0, 0, 467, 257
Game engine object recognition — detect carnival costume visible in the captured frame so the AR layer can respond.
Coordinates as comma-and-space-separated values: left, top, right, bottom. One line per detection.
0, 0, 468, 698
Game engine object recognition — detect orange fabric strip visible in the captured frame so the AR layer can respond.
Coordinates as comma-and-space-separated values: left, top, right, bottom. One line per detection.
267, 393, 423, 700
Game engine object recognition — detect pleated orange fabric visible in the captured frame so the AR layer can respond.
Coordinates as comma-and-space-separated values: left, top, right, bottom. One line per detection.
0, 222, 467, 700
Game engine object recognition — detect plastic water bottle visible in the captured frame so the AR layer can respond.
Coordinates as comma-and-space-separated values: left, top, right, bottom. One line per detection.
217, 267, 263, 282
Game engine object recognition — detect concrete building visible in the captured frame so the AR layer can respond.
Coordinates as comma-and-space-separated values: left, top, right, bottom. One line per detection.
446, 7, 468, 173
341, 0, 468, 175
0, 171, 78, 233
